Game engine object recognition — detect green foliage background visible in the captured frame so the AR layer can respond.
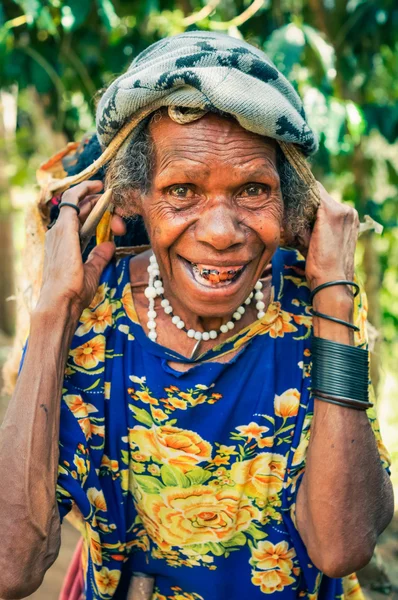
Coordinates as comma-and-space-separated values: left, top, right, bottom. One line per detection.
0, 0, 397, 464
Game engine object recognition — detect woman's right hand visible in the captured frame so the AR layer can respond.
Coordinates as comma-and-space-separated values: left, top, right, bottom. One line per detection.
37, 180, 126, 319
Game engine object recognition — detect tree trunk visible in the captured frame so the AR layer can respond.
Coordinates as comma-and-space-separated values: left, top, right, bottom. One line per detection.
0, 92, 16, 336
352, 144, 382, 395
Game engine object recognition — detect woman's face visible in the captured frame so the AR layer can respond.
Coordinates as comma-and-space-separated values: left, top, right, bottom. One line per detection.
137, 113, 283, 319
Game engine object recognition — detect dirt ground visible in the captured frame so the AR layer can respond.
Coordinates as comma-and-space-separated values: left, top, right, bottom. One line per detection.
1, 332, 397, 600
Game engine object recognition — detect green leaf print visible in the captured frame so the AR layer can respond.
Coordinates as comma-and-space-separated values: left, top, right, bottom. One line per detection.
160, 464, 190, 488
246, 523, 268, 540
275, 423, 295, 436
190, 542, 224, 556
134, 475, 165, 494
70, 365, 105, 376
129, 405, 153, 427
83, 378, 101, 391
185, 467, 212, 486
221, 532, 246, 548
204, 542, 225, 556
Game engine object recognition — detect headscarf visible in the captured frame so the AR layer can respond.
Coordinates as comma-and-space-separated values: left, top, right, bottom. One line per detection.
97, 31, 317, 154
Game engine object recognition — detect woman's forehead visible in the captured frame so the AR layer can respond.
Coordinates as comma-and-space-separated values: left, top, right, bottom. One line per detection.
149, 112, 277, 169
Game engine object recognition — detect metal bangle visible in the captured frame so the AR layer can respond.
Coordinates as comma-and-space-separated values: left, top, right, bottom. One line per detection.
312, 394, 370, 411
312, 382, 369, 401
312, 389, 372, 408
312, 337, 366, 352
310, 280, 360, 304
311, 309, 360, 332
59, 201, 81, 215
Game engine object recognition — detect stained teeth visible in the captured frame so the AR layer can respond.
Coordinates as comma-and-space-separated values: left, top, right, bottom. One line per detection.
188, 260, 244, 285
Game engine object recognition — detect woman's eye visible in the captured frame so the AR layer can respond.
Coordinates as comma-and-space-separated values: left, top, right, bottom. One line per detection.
169, 185, 194, 198
240, 184, 269, 197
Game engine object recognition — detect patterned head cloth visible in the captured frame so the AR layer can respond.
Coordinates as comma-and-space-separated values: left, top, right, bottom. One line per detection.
97, 31, 318, 155
41, 31, 321, 227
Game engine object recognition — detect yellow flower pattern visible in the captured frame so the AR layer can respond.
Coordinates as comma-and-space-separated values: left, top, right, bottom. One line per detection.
53, 252, 391, 600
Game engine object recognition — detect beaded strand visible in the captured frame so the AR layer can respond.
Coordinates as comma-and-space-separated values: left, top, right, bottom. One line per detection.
144, 254, 265, 343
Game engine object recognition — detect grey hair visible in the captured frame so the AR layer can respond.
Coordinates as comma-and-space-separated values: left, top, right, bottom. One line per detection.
106, 114, 311, 241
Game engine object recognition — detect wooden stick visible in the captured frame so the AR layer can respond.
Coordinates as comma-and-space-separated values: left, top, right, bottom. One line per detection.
79, 188, 113, 253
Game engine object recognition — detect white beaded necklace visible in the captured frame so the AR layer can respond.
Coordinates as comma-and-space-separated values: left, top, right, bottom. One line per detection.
144, 254, 266, 343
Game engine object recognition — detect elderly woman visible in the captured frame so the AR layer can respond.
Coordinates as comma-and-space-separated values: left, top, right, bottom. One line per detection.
0, 32, 393, 600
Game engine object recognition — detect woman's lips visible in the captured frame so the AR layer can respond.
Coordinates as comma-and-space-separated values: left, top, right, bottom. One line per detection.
179, 256, 247, 289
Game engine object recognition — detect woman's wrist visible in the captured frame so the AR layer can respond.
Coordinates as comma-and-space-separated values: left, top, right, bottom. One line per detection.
33, 286, 84, 322
32, 296, 81, 337
312, 287, 355, 344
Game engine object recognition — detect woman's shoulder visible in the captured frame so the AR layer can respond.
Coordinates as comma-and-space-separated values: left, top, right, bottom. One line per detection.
92, 249, 150, 298
70, 255, 133, 343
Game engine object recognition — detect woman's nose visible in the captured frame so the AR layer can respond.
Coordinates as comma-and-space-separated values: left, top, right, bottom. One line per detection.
195, 203, 245, 250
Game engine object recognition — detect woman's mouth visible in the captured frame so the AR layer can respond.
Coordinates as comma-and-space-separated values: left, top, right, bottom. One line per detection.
180, 257, 247, 288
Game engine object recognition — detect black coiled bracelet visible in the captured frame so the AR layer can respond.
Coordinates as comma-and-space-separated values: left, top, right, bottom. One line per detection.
311, 337, 371, 411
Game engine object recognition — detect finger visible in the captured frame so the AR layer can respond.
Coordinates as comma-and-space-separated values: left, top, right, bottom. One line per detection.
110, 214, 127, 237
315, 181, 342, 210
57, 181, 104, 224
77, 194, 103, 223
62, 180, 104, 205
84, 241, 116, 282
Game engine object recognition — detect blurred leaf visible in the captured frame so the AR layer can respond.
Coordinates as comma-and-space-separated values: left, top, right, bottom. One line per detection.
363, 104, 398, 143
386, 160, 398, 187
303, 87, 328, 139
324, 98, 346, 155
345, 101, 365, 143
147, 9, 185, 37
12, 0, 41, 23
143, 0, 160, 17
302, 24, 336, 82
30, 54, 53, 92
36, 6, 57, 35
265, 23, 305, 77
97, 0, 119, 31
62, 0, 92, 31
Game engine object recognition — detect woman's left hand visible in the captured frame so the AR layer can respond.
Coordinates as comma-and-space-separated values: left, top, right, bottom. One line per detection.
304, 183, 360, 292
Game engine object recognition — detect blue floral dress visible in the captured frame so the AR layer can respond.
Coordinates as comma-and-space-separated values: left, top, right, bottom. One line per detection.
52, 248, 389, 600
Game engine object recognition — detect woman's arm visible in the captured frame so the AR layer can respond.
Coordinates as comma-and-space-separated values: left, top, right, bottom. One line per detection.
0, 305, 79, 598
0, 181, 122, 599
295, 186, 394, 578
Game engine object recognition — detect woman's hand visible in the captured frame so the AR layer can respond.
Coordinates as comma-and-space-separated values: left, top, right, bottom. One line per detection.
37, 180, 126, 319
305, 183, 360, 292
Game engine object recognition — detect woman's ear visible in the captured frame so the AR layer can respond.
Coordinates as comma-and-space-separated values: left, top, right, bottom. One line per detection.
279, 224, 289, 248
279, 220, 300, 250
110, 211, 127, 237
113, 206, 127, 218
113, 189, 144, 218
128, 190, 145, 217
